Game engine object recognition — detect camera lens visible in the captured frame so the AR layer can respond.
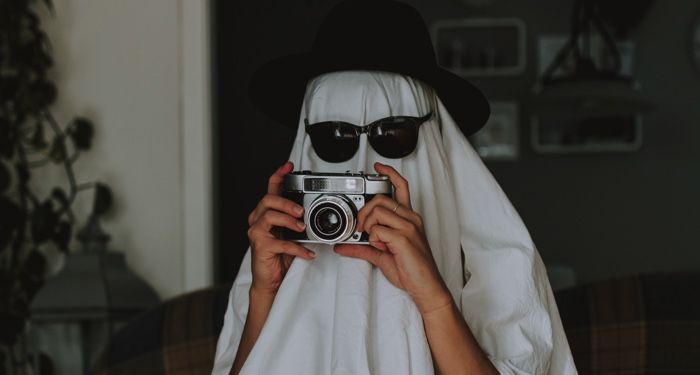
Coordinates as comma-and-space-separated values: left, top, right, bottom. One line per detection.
315, 208, 342, 236
307, 195, 357, 243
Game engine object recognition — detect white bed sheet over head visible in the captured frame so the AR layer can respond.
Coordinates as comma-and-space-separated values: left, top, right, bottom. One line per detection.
212, 71, 577, 375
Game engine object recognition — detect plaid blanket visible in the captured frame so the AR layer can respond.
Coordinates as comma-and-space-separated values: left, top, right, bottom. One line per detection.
94, 284, 230, 375
555, 271, 700, 374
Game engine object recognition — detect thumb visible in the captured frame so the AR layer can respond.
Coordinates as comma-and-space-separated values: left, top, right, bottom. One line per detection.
334, 244, 382, 266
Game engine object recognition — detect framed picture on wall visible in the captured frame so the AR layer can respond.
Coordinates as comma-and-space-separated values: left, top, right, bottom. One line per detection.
469, 101, 519, 160
531, 113, 643, 153
432, 18, 526, 77
533, 34, 643, 153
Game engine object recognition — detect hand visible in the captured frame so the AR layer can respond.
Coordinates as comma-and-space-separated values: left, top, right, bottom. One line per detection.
247, 161, 316, 296
334, 162, 453, 315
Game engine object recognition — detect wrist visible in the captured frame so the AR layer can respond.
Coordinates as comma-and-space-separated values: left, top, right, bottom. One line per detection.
417, 284, 455, 317
249, 285, 277, 303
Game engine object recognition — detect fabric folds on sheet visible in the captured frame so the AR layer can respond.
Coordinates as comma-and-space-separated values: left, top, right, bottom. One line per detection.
212, 71, 577, 375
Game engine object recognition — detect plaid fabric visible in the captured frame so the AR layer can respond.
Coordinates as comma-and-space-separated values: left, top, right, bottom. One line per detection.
94, 284, 231, 375
555, 271, 700, 374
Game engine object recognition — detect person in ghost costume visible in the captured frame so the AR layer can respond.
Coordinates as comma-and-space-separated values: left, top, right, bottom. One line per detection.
213, 1, 577, 374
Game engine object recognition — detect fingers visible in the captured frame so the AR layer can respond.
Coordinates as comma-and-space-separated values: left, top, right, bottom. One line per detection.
363, 206, 423, 241
267, 161, 294, 195
273, 238, 316, 260
358, 194, 422, 232
249, 194, 304, 226
367, 225, 410, 255
249, 209, 306, 234
369, 240, 388, 251
254, 237, 316, 260
374, 162, 411, 209
334, 244, 383, 266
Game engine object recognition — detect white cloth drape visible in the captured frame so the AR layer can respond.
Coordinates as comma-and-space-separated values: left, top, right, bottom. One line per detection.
212, 71, 577, 375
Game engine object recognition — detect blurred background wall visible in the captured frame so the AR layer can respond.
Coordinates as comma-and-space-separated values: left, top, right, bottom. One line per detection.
39, 0, 187, 299
410, 0, 700, 283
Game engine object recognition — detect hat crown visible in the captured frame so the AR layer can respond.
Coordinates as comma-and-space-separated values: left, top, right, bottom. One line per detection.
247, 0, 489, 137
312, 0, 437, 68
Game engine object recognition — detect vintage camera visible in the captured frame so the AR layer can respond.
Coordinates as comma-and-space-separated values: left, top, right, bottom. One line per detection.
280, 171, 394, 244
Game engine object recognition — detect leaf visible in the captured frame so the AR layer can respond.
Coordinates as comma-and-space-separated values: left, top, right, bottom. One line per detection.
0, 161, 9, 192
32, 80, 57, 109
0, 312, 25, 346
0, 119, 16, 159
67, 117, 94, 150
43, 0, 55, 14
23, 250, 47, 280
0, 75, 21, 104
0, 270, 13, 303
18, 250, 46, 303
52, 220, 71, 253
30, 200, 58, 244
48, 135, 66, 163
38, 352, 54, 375
30, 122, 49, 149
0, 195, 21, 254
50, 187, 68, 206
17, 163, 30, 184
93, 183, 113, 217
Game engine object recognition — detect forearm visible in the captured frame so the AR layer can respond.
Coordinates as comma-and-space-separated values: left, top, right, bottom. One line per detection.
230, 288, 276, 375
422, 300, 498, 375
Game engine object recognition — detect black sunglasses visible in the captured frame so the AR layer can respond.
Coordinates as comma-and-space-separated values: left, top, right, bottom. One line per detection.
304, 112, 433, 162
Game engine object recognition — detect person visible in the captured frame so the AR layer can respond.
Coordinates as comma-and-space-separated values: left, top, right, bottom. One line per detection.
213, 1, 577, 374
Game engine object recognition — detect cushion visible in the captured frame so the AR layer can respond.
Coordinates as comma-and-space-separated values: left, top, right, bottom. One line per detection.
94, 284, 231, 374
555, 271, 700, 374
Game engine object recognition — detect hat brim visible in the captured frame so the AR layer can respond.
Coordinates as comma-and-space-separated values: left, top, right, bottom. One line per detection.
248, 52, 490, 137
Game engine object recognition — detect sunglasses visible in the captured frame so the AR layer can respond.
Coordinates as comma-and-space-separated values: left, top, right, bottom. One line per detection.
304, 112, 433, 162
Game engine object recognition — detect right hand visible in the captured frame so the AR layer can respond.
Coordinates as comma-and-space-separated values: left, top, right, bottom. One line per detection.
247, 161, 316, 296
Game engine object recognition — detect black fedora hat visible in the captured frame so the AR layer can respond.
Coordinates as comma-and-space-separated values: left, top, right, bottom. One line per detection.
248, 0, 490, 137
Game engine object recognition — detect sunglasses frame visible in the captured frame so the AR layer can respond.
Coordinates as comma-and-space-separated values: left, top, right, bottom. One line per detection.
303, 111, 433, 162
304, 111, 433, 137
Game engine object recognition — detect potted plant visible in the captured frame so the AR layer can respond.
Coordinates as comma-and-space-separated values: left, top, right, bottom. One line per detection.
0, 0, 110, 372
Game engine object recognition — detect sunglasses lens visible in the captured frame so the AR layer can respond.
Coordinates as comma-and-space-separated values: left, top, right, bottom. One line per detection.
307, 123, 359, 162
369, 120, 419, 158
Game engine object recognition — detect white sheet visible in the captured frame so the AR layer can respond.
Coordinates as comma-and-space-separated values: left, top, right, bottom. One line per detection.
212, 71, 577, 374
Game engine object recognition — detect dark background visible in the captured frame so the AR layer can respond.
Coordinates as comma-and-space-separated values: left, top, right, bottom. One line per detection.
212, 0, 700, 285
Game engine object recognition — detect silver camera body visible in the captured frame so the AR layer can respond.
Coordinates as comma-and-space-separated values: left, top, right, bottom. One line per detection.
281, 171, 393, 245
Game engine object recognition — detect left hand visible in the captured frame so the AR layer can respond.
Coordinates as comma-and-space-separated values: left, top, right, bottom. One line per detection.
334, 162, 453, 315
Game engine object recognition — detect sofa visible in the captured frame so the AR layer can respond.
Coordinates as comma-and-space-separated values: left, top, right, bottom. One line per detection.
95, 271, 700, 374
94, 284, 231, 374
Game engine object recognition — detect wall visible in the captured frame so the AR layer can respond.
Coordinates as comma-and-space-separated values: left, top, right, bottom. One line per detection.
406, 0, 700, 284
39, 0, 187, 299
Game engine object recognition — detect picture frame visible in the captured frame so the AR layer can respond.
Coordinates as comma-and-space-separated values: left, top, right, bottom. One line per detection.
532, 34, 643, 153
469, 101, 519, 160
432, 18, 527, 77
530, 114, 643, 154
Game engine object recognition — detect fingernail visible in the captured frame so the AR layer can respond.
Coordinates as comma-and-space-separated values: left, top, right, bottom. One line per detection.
294, 206, 304, 215
297, 221, 306, 230
308, 250, 316, 258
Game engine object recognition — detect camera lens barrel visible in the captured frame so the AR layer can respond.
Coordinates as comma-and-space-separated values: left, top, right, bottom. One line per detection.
307, 195, 357, 244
